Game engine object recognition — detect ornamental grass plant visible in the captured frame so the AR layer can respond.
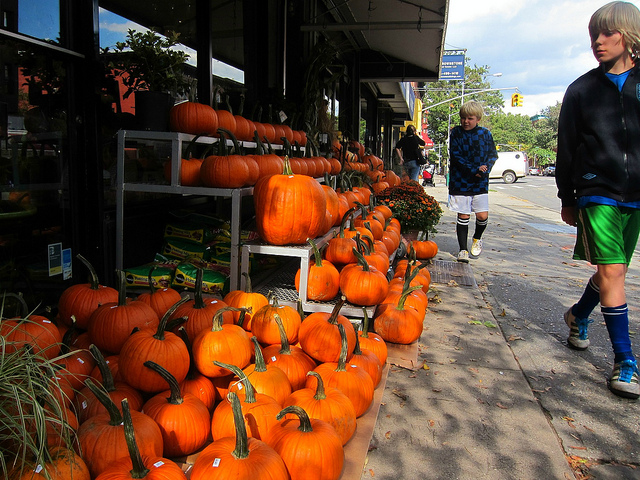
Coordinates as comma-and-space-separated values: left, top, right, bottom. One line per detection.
375, 180, 443, 235
0, 330, 76, 479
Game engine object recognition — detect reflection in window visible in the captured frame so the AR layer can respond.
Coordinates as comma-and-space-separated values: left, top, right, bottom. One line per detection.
3, 0, 62, 44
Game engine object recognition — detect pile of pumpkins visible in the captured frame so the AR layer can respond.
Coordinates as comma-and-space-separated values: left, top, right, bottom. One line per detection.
2, 221, 437, 479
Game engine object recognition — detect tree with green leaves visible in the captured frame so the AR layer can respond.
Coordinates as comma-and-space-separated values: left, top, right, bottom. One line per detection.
422, 60, 504, 150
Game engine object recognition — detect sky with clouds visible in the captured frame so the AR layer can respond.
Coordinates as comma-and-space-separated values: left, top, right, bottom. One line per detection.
444, 0, 640, 116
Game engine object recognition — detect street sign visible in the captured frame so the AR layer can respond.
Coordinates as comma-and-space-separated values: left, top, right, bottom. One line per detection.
440, 50, 466, 81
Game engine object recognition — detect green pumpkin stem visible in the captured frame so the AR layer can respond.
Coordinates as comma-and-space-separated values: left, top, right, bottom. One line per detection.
361, 308, 372, 339
276, 405, 313, 433
193, 268, 206, 309
211, 306, 246, 333
282, 156, 294, 175
76, 254, 100, 290
121, 398, 150, 478
397, 285, 424, 311
273, 313, 292, 355
89, 344, 116, 392
83, 378, 123, 426
213, 361, 257, 403
228, 392, 250, 460
352, 247, 370, 272
308, 371, 327, 401
308, 238, 324, 268
143, 360, 183, 405
154, 296, 189, 341
251, 337, 268, 373
178, 327, 198, 380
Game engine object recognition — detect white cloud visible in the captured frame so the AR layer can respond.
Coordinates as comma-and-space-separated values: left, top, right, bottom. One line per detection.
445, 0, 640, 116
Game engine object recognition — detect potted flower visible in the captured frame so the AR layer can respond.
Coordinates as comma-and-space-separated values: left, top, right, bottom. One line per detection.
106, 28, 192, 131
375, 180, 443, 238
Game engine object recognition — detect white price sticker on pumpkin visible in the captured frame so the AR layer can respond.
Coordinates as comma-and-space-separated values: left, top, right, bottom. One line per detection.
212, 458, 221, 467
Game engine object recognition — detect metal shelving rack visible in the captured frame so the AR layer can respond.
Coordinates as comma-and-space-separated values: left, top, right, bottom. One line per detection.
115, 129, 259, 291
240, 228, 376, 318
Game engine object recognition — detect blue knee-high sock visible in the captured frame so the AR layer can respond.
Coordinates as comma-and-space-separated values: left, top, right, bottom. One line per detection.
572, 276, 600, 319
601, 304, 634, 363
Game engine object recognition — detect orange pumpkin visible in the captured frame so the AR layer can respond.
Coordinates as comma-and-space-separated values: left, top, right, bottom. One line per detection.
191, 392, 288, 480
253, 157, 327, 245
265, 405, 344, 480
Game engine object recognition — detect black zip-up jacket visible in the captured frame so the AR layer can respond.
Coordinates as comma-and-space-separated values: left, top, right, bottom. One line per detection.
556, 64, 640, 207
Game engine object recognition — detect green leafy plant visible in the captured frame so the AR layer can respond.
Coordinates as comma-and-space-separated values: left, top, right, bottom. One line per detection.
375, 180, 443, 235
106, 28, 191, 99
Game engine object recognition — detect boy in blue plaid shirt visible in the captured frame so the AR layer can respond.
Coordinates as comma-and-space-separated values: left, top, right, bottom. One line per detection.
448, 101, 498, 263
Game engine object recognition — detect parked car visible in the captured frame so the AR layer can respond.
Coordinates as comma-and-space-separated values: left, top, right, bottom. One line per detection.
543, 165, 556, 176
489, 151, 529, 184
528, 167, 541, 176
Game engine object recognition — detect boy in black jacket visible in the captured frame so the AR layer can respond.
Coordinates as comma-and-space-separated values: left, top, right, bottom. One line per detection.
556, 1, 640, 399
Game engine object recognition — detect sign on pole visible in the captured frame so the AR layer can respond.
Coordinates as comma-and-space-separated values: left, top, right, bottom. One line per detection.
439, 50, 466, 81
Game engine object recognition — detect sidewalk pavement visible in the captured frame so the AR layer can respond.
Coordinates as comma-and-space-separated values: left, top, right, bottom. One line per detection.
362, 176, 576, 479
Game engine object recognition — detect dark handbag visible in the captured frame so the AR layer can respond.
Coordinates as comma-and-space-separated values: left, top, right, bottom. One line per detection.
417, 150, 427, 165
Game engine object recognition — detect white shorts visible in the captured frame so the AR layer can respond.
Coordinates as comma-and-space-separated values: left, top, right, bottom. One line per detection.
448, 194, 489, 215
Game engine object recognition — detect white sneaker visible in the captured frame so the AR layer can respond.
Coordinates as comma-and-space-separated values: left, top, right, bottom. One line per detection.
470, 238, 483, 257
457, 250, 469, 263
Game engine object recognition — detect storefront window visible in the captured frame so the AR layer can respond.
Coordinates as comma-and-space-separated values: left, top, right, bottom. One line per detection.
2, 0, 62, 45
0, 37, 71, 306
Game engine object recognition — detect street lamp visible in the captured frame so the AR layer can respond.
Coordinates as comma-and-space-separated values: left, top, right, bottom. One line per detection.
461, 72, 503, 104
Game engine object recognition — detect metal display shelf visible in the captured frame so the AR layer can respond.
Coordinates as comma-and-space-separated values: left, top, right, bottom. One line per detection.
240, 227, 375, 317
115, 129, 273, 291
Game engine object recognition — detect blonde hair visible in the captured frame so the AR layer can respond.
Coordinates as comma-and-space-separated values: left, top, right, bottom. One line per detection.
589, 1, 640, 59
459, 101, 484, 121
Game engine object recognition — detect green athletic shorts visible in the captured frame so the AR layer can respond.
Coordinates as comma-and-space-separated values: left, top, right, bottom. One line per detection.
574, 204, 640, 265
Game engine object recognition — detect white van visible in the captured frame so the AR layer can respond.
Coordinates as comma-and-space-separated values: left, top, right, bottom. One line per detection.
489, 151, 529, 184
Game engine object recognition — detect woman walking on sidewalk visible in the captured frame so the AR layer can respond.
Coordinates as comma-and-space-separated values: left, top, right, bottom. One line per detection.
556, 1, 640, 399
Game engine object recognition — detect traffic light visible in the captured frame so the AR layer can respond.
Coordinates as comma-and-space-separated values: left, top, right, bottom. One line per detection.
511, 93, 523, 107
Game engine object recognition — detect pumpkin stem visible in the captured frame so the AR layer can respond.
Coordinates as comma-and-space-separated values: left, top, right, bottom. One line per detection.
115, 269, 128, 307
397, 285, 424, 311
352, 247, 371, 272
213, 361, 257, 403
193, 268, 206, 309
353, 322, 364, 355
211, 306, 246, 332
273, 313, 292, 355
228, 392, 250, 460
89, 344, 116, 392
251, 337, 268, 373
336, 323, 349, 372
145, 266, 158, 295
361, 308, 372, 339
154, 296, 189, 341
143, 360, 183, 405
308, 237, 324, 268
76, 253, 100, 290
83, 378, 123, 426
296, 298, 306, 322
178, 327, 198, 380
276, 405, 314, 433
327, 296, 346, 325
241, 272, 254, 293
282, 155, 294, 175
121, 398, 150, 478
308, 371, 327, 400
